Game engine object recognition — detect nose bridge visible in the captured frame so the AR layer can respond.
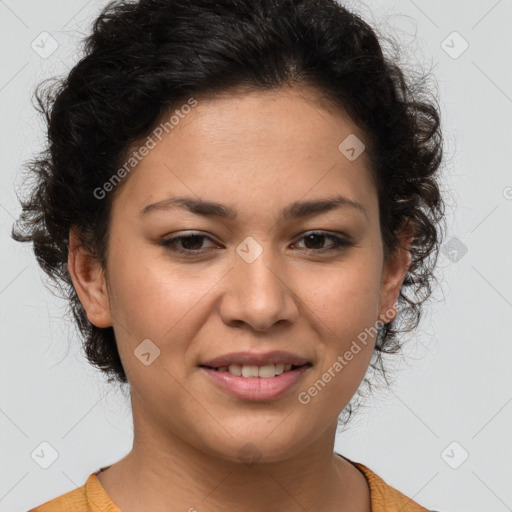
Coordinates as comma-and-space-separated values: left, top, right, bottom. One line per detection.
220, 237, 298, 331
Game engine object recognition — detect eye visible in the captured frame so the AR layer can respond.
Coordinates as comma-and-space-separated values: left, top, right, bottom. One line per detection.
160, 232, 218, 254
160, 230, 354, 256
292, 231, 354, 254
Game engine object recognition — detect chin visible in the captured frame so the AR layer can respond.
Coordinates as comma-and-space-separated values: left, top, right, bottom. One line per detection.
201, 429, 312, 465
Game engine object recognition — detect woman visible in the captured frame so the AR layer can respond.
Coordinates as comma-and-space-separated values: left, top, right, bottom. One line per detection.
13, 0, 445, 510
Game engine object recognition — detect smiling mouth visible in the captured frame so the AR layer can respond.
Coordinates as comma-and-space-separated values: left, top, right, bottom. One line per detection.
200, 363, 312, 378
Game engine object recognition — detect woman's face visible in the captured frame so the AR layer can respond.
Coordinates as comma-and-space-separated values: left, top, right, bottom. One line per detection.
72, 86, 411, 463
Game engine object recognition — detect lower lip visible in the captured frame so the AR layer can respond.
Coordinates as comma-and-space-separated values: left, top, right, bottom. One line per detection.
200, 365, 311, 401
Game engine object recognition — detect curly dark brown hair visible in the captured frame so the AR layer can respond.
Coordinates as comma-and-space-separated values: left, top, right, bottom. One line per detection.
12, 0, 446, 398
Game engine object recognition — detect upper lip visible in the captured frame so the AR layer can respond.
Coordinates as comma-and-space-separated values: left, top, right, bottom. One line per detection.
200, 350, 312, 368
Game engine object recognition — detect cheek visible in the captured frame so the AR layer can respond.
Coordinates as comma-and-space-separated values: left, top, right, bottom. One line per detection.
109, 242, 382, 334
106, 245, 226, 369
299, 253, 382, 332
296, 256, 381, 393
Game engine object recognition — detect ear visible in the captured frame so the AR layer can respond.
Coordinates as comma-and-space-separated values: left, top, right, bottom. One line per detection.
68, 227, 112, 328
377, 219, 414, 325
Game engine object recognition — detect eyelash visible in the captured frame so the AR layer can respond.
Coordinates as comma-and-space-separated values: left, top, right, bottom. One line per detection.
160, 231, 354, 255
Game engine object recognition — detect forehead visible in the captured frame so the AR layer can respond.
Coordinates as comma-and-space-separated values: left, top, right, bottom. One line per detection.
111, 86, 377, 224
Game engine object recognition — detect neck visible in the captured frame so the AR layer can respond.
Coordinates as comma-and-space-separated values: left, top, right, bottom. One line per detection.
97, 397, 371, 512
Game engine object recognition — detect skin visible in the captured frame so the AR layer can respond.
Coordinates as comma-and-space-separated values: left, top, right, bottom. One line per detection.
68, 85, 413, 512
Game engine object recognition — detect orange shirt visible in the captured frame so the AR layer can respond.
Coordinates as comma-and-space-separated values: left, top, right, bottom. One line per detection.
28, 458, 430, 512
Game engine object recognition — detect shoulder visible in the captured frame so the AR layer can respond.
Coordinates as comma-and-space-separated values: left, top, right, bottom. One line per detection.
351, 460, 431, 511
28, 472, 120, 512
28, 460, 433, 512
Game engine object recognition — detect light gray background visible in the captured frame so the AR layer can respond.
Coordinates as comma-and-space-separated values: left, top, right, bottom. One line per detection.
1, 1, 511, 511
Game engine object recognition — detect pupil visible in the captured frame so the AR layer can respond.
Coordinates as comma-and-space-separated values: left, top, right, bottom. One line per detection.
182, 235, 203, 250
304, 234, 324, 249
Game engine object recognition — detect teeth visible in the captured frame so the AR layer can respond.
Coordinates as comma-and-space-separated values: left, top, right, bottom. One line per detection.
257, 365, 276, 378
214, 363, 300, 378
242, 365, 259, 378
227, 364, 241, 376
274, 364, 285, 375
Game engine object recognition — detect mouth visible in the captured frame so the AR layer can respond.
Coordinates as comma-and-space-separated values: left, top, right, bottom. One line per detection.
199, 362, 313, 401
198, 350, 313, 400
199, 362, 313, 378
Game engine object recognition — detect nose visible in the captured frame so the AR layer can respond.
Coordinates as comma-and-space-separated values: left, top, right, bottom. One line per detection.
218, 246, 300, 332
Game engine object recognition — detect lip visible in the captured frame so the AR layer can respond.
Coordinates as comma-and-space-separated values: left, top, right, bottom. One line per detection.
200, 350, 311, 368
200, 364, 311, 401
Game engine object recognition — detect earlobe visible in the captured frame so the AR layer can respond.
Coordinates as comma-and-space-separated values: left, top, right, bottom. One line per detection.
68, 228, 112, 328
378, 220, 414, 325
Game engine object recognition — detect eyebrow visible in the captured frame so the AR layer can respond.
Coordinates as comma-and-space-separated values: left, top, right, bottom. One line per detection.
140, 194, 369, 222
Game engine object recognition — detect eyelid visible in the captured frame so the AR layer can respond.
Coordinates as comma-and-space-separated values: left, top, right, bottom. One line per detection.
160, 230, 354, 255
161, 230, 219, 246
291, 231, 353, 251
